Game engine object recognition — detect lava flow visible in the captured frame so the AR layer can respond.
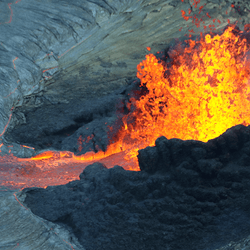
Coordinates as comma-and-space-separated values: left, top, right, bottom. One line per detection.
1, 24, 250, 191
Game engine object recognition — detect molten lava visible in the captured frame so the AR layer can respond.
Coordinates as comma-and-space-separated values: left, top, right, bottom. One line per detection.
1, 24, 250, 191
109, 24, 250, 161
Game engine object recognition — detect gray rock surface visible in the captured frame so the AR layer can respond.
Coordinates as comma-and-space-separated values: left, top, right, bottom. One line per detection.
216, 235, 250, 250
1, 0, 250, 250
1, 0, 250, 158
0, 188, 84, 250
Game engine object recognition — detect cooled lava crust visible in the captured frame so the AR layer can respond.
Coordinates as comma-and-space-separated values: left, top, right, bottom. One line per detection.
22, 124, 250, 250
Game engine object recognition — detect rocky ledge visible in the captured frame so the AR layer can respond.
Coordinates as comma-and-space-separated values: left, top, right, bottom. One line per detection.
20, 124, 250, 250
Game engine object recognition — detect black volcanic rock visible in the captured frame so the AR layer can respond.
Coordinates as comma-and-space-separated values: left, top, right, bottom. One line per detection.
1, 0, 250, 158
22, 124, 250, 250
138, 124, 250, 174
2, 0, 250, 249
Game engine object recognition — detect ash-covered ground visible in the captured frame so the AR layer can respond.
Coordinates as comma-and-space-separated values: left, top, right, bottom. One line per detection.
22, 124, 250, 250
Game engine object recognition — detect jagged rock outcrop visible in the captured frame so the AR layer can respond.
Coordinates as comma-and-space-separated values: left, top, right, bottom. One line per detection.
21, 124, 250, 250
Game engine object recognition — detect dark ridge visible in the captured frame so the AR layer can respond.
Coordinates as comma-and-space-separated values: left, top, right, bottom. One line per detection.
22, 124, 250, 250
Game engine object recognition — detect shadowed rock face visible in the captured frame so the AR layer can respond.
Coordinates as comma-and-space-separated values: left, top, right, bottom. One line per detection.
22, 124, 250, 250
1, 0, 250, 157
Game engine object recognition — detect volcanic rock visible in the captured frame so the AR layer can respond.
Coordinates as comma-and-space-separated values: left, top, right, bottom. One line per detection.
1, 0, 250, 158
0, 188, 84, 250
1, 0, 250, 250
21, 124, 250, 250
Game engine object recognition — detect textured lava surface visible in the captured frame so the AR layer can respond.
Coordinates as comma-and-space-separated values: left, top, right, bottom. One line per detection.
22, 124, 250, 250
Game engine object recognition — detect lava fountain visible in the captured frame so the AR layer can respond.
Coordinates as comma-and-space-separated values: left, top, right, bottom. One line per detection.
1, 24, 250, 191
113, 24, 250, 161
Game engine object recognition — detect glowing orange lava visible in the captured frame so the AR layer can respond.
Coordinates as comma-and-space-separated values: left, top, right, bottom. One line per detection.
1, 22, 250, 191
107, 24, 250, 161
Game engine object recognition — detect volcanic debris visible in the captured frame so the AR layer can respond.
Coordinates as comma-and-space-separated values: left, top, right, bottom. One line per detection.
22, 124, 250, 250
